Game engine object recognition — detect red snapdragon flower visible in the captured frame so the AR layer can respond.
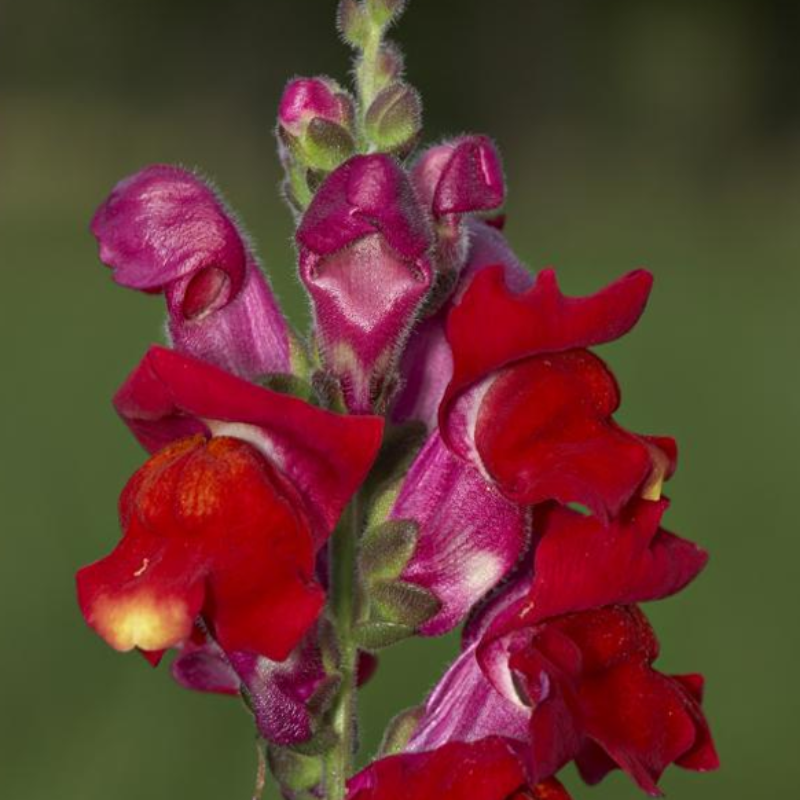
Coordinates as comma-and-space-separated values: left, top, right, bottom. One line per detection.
77, 347, 383, 663
440, 266, 673, 521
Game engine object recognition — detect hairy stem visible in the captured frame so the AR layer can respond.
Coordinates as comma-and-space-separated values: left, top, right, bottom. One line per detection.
324, 494, 362, 799
356, 26, 383, 132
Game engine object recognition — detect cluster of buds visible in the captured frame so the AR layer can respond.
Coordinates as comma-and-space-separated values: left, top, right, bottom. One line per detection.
76, 2, 718, 799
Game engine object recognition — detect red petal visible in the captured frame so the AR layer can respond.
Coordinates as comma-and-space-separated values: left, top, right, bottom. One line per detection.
475, 350, 658, 519
527, 778, 573, 800
76, 526, 207, 656
441, 265, 653, 426
513, 498, 708, 628
579, 660, 709, 795
113, 346, 383, 538
78, 435, 326, 662
347, 738, 526, 800
671, 674, 720, 773
509, 626, 584, 784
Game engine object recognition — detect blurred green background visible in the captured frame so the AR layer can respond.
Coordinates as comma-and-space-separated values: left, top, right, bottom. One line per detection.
1, 0, 797, 797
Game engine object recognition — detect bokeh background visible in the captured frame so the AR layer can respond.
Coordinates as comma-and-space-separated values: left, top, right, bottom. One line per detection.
1, 0, 797, 797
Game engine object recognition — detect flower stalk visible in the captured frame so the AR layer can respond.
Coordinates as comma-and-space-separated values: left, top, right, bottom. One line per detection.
325, 494, 363, 799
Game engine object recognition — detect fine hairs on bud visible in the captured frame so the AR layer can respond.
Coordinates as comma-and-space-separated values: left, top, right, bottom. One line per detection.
337, 0, 408, 48
366, 0, 408, 29
337, 0, 370, 48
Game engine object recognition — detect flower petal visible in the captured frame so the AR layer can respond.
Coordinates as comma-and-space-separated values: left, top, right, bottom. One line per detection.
79, 435, 325, 662
297, 154, 433, 413
406, 641, 529, 753
579, 660, 713, 795
473, 350, 666, 519
510, 498, 708, 629
76, 527, 206, 659
113, 346, 383, 538
441, 265, 653, 428
412, 136, 505, 218
392, 220, 532, 430
347, 738, 527, 800
92, 165, 291, 379
391, 432, 529, 635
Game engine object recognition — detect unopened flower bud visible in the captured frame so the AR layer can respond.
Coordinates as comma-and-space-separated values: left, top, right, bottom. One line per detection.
412, 135, 505, 219
365, 82, 422, 156
278, 78, 356, 173
279, 78, 354, 139
366, 0, 408, 28
374, 41, 406, 92
337, 0, 371, 48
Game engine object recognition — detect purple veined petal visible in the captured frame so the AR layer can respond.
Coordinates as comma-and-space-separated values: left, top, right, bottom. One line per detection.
92, 165, 291, 380
405, 641, 529, 753
228, 640, 326, 746
172, 636, 241, 696
392, 220, 532, 429
297, 154, 434, 414
407, 573, 532, 753
173, 631, 326, 746
391, 432, 530, 635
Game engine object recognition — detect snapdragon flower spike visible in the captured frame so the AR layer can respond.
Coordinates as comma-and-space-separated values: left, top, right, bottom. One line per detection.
77, 346, 383, 663
297, 154, 433, 413
92, 165, 292, 380
347, 738, 533, 800
441, 265, 672, 520
393, 219, 532, 429
388, 431, 529, 635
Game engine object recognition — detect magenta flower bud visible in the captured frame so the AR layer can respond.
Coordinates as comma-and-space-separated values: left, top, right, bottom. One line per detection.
91, 165, 291, 380
278, 77, 354, 139
412, 135, 505, 220
297, 154, 434, 413
388, 432, 529, 635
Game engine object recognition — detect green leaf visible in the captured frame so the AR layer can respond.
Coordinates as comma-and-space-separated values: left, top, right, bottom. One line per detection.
306, 674, 342, 717
303, 118, 356, 171
359, 519, 418, 582
378, 706, 424, 756
286, 726, 339, 757
267, 746, 324, 793
364, 82, 422, 154
354, 621, 414, 650
371, 579, 441, 628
